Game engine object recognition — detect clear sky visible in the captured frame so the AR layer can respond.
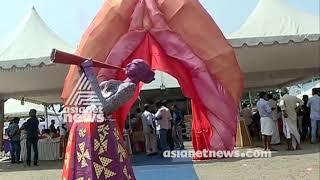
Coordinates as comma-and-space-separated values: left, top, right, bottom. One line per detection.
0, 0, 319, 45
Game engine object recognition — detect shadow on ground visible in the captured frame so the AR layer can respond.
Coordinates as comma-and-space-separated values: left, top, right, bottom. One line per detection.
0, 160, 63, 172
0, 141, 319, 180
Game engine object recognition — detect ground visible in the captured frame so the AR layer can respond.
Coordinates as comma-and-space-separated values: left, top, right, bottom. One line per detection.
0, 142, 319, 180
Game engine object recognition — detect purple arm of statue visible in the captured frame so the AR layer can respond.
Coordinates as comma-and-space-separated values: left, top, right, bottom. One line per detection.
80, 59, 136, 115
80, 60, 106, 106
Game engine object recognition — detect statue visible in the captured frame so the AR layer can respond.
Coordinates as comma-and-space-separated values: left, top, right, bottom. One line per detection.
51, 50, 155, 180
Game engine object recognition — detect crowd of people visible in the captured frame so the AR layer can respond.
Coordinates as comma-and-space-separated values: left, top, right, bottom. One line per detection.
241, 87, 320, 151
4, 87, 319, 163
129, 100, 185, 156
5, 109, 68, 166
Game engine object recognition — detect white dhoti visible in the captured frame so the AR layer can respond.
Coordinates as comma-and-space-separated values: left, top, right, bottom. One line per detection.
260, 117, 274, 136
283, 117, 300, 149
271, 120, 281, 144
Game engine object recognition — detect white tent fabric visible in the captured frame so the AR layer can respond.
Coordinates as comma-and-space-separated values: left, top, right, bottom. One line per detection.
289, 80, 320, 99
0, 6, 73, 64
4, 99, 57, 118
142, 71, 179, 90
229, 0, 320, 38
227, 0, 320, 89
0, 7, 74, 103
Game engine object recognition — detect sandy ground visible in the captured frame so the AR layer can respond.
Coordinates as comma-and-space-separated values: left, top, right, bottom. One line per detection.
0, 142, 319, 180
194, 143, 320, 180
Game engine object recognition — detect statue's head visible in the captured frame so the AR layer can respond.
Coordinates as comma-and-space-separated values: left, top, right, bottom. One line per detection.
126, 59, 155, 84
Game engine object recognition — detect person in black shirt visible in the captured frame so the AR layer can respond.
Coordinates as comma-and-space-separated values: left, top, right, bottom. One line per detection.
301, 95, 311, 141
25, 109, 39, 166
49, 120, 57, 134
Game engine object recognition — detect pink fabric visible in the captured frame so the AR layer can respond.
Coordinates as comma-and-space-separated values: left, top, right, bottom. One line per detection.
97, 0, 238, 158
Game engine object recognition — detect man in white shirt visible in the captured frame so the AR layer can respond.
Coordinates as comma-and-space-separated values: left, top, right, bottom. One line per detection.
279, 88, 304, 150
257, 92, 274, 151
155, 100, 172, 154
307, 88, 320, 144
141, 104, 158, 155
268, 94, 281, 145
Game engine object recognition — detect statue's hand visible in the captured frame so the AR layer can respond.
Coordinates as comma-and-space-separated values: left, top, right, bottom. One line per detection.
80, 59, 96, 79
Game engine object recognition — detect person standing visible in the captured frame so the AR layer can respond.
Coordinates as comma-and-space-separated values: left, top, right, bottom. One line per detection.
162, 100, 175, 150
135, 108, 143, 132
155, 100, 172, 154
171, 105, 185, 150
59, 121, 68, 158
307, 88, 320, 144
25, 109, 40, 166
268, 94, 281, 145
301, 95, 311, 141
240, 103, 253, 135
141, 104, 158, 155
7, 117, 21, 163
256, 92, 274, 151
49, 120, 57, 134
279, 88, 304, 150
19, 122, 28, 162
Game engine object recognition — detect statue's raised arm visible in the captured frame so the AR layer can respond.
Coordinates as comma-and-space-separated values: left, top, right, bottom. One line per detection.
80, 59, 155, 116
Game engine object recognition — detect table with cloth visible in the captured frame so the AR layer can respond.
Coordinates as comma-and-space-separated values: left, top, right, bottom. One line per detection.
20, 137, 60, 161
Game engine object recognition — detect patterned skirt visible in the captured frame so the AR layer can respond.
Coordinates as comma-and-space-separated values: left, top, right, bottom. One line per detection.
62, 119, 135, 180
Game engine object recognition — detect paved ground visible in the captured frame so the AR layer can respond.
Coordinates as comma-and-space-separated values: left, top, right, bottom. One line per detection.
0, 142, 319, 180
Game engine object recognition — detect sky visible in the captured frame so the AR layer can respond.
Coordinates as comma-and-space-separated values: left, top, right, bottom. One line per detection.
0, 0, 319, 45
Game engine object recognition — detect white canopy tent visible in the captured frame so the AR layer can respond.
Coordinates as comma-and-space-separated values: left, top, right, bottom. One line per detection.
0, 7, 73, 104
228, 0, 320, 89
0, 1, 318, 101
0, 7, 73, 145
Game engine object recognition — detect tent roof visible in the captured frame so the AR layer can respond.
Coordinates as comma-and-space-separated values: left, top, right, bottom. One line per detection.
4, 99, 57, 117
4, 98, 45, 114
226, 0, 320, 90
229, 0, 320, 39
0, 6, 73, 68
0, 7, 73, 104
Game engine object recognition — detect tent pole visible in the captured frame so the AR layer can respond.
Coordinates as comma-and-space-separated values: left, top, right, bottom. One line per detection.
0, 99, 4, 151
44, 104, 48, 128
249, 91, 253, 107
